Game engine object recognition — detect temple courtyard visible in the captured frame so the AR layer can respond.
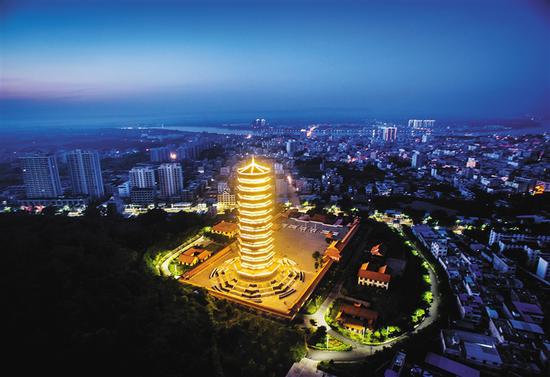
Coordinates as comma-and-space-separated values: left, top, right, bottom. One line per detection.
181, 219, 354, 319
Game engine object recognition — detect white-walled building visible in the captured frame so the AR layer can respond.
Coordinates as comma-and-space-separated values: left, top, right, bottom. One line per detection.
157, 163, 184, 198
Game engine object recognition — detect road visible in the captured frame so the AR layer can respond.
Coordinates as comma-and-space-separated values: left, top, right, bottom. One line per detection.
301, 220, 443, 362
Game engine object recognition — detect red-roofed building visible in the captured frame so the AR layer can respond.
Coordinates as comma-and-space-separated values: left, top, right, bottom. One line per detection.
178, 253, 198, 266
336, 302, 379, 331
197, 250, 212, 262
177, 247, 212, 266
323, 241, 342, 262
358, 262, 391, 289
211, 220, 238, 237
338, 316, 366, 335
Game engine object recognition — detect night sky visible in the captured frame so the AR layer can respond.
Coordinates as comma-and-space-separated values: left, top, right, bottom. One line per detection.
1, 0, 549, 126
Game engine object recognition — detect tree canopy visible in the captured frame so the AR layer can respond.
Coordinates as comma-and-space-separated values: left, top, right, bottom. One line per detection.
2, 211, 305, 377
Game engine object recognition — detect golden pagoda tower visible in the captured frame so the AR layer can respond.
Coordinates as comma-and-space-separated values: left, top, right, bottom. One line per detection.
209, 156, 302, 303
235, 157, 279, 279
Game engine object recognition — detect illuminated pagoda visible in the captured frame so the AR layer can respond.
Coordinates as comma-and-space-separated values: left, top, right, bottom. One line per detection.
234, 157, 278, 279
209, 157, 302, 302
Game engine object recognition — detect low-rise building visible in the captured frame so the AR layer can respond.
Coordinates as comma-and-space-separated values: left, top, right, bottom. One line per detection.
412, 224, 438, 249
357, 262, 391, 289
130, 187, 155, 205
509, 301, 544, 325
211, 220, 238, 237
18, 197, 88, 208
489, 228, 550, 246
431, 239, 448, 258
177, 247, 212, 266
440, 329, 503, 370
217, 191, 237, 210
535, 253, 550, 282
336, 302, 378, 333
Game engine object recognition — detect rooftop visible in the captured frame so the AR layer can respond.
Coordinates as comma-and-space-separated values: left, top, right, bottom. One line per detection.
509, 320, 544, 335
212, 220, 238, 234
238, 157, 270, 175
358, 263, 391, 283
425, 352, 480, 377
339, 303, 379, 321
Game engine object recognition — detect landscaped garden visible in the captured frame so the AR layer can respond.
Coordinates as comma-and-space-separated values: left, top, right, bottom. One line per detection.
307, 326, 352, 351
327, 219, 434, 344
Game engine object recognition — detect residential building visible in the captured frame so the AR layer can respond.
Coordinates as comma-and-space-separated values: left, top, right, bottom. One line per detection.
440, 329, 503, 369
431, 239, 448, 258
129, 165, 156, 189
286, 140, 298, 156
382, 126, 397, 142
117, 181, 130, 198
150, 146, 171, 162
489, 228, 550, 245
130, 188, 155, 205
217, 190, 236, 210
67, 149, 104, 198
18, 197, 88, 208
20, 154, 63, 198
535, 253, 550, 282
412, 224, 438, 249
157, 163, 184, 198
411, 151, 425, 168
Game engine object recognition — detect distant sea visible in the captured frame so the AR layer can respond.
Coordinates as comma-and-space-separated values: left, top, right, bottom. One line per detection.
445, 121, 549, 137
1, 112, 548, 136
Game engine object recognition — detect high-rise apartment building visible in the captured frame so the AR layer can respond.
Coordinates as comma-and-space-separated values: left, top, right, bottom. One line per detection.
129, 165, 157, 205
411, 151, 425, 168
157, 163, 184, 198
408, 119, 435, 129
67, 149, 104, 198
286, 140, 298, 156
150, 147, 171, 162
129, 166, 156, 189
20, 155, 63, 198
382, 126, 397, 142
252, 118, 267, 128
409, 119, 435, 137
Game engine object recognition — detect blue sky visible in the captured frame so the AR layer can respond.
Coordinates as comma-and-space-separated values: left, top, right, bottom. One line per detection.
0, 0, 549, 126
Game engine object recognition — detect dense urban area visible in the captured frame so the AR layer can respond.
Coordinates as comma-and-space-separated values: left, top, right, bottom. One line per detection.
1, 119, 549, 377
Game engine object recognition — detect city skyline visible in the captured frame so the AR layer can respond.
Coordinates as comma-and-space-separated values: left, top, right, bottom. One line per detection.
1, 2, 549, 377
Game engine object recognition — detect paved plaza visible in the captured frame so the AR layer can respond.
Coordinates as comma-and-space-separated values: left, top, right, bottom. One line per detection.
184, 224, 333, 318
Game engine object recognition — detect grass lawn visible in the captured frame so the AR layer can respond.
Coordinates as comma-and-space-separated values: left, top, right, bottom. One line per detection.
309, 335, 352, 352
169, 262, 184, 276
